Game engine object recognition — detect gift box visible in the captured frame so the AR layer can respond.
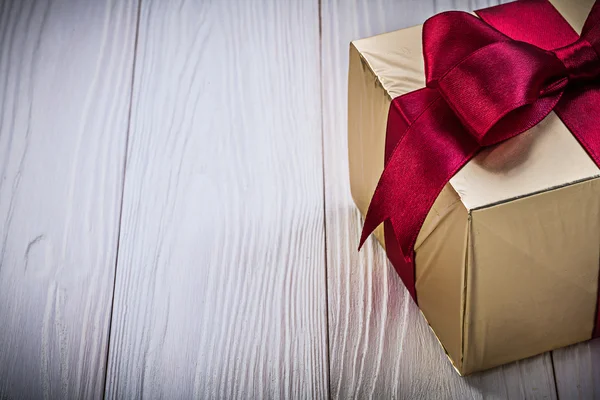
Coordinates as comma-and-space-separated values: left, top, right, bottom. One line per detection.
349, 0, 600, 375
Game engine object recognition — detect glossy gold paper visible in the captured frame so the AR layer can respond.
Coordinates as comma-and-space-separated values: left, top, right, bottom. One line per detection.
348, 0, 600, 375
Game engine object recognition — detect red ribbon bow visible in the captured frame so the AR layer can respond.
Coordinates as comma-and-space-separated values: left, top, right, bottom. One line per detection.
360, 0, 600, 303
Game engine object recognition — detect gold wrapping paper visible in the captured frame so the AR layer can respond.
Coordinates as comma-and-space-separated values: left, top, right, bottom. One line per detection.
348, 0, 600, 375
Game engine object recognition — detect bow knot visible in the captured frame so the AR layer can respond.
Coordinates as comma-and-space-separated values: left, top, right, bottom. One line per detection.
553, 38, 600, 82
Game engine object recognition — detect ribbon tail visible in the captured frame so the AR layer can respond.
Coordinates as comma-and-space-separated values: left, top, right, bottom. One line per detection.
556, 85, 600, 167
359, 88, 439, 251
358, 184, 389, 250
359, 91, 480, 262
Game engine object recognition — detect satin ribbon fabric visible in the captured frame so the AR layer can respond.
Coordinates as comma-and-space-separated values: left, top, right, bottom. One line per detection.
360, 0, 600, 333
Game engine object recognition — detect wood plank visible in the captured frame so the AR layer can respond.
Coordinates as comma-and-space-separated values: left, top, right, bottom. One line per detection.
553, 341, 600, 399
104, 0, 328, 398
0, 0, 138, 398
321, 0, 559, 398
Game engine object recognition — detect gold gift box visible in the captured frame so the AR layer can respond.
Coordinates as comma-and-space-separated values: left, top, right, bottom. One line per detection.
348, 0, 600, 375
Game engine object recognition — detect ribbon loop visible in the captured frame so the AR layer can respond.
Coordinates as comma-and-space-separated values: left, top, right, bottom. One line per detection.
423, 12, 509, 85
436, 41, 565, 146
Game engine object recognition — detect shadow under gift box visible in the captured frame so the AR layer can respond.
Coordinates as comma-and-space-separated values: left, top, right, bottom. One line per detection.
348, 0, 600, 375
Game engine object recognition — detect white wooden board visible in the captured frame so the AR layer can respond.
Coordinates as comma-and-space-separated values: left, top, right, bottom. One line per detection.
0, 0, 138, 398
104, 0, 329, 398
553, 340, 600, 399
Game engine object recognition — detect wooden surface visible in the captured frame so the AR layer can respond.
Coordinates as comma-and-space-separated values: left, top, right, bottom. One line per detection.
103, 0, 328, 399
0, 0, 138, 398
0, 0, 599, 398
553, 341, 600, 399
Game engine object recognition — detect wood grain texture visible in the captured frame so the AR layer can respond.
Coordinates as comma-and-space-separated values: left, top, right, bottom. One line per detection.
321, 0, 560, 398
553, 341, 600, 399
0, 0, 138, 398
104, 0, 328, 398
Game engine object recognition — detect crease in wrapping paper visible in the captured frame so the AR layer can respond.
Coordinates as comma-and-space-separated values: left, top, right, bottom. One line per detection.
348, 0, 600, 374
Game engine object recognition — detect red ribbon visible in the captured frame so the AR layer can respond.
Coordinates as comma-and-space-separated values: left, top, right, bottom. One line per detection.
360, 0, 600, 334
